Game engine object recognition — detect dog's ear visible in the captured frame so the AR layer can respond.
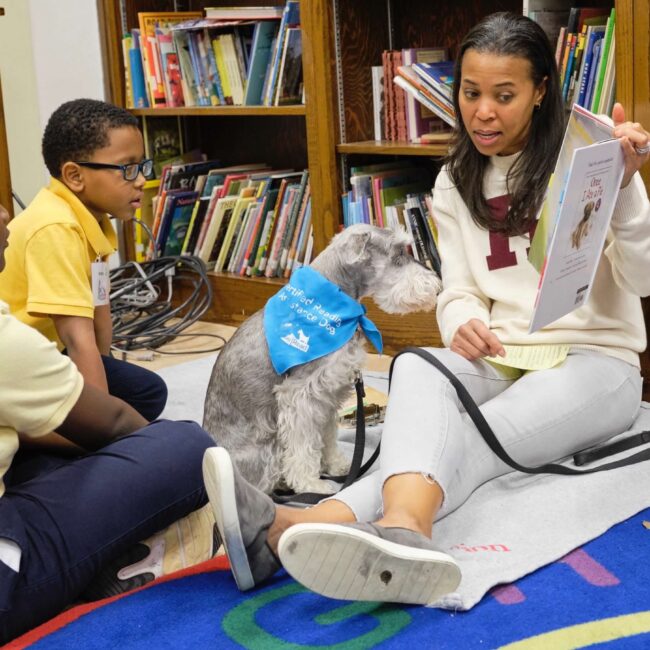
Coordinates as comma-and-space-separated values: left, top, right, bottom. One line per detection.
345, 231, 373, 264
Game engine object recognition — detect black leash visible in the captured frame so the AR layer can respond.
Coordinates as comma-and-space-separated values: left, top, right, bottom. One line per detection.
393, 347, 650, 475
272, 346, 650, 506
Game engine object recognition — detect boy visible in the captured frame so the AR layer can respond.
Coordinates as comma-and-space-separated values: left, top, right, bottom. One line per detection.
0, 99, 166, 421
0, 203, 217, 644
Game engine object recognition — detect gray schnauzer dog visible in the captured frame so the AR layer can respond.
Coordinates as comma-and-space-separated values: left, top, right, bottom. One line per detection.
202, 224, 442, 495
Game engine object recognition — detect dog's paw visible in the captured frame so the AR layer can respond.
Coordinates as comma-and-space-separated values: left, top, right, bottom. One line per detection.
322, 451, 351, 477
290, 478, 338, 495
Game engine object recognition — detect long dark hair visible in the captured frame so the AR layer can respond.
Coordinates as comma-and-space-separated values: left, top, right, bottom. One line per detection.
446, 12, 565, 235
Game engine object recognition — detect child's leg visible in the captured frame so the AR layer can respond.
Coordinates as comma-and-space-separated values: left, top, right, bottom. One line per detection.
102, 355, 168, 420
0, 420, 213, 644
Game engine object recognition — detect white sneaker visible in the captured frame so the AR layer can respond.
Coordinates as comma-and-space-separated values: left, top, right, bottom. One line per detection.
83, 504, 221, 600
278, 521, 461, 605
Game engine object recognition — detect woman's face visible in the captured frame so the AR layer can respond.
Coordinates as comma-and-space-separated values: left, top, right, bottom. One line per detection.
458, 49, 546, 156
0, 204, 9, 272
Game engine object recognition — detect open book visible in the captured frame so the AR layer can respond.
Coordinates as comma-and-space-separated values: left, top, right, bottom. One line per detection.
528, 105, 624, 333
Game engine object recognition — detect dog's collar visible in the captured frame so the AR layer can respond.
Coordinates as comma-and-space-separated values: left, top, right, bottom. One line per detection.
263, 266, 383, 374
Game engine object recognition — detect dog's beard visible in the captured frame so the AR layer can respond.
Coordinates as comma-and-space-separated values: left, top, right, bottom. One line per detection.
372, 264, 441, 314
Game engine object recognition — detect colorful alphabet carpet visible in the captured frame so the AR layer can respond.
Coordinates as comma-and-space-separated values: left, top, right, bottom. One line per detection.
7, 507, 650, 650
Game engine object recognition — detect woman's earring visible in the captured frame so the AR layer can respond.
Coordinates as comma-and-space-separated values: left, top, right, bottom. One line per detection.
534, 102, 541, 110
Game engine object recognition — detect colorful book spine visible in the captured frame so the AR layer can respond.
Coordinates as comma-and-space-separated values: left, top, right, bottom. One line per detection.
263, 0, 300, 106
590, 8, 615, 113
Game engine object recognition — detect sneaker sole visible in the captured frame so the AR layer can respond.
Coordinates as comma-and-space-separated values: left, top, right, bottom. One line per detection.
202, 448, 255, 591
278, 523, 461, 605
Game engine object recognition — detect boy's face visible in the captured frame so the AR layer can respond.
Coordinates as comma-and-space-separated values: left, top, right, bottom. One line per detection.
68, 125, 146, 221
0, 203, 9, 272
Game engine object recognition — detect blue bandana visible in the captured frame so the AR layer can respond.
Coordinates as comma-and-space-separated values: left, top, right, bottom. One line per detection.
264, 266, 383, 374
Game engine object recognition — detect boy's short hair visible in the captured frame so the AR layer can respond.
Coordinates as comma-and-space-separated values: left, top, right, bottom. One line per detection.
42, 98, 139, 178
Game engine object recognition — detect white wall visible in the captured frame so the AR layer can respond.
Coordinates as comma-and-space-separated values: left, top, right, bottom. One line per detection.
0, 0, 105, 211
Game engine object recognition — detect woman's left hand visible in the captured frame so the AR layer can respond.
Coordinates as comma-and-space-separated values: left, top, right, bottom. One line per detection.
612, 102, 650, 188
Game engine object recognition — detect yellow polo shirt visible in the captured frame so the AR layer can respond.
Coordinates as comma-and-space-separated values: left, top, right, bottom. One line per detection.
0, 301, 83, 497
0, 178, 117, 349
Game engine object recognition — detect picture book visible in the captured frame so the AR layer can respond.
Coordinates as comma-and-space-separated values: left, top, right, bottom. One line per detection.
204, 6, 284, 20
137, 11, 202, 107
163, 191, 200, 256
245, 20, 280, 105
528, 135, 624, 333
400, 46, 448, 141
393, 68, 455, 129
198, 195, 239, 263
274, 27, 303, 105
529, 104, 616, 272
213, 194, 256, 272
128, 30, 149, 108
371, 65, 384, 141
143, 116, 184, 178
263, 0, 300, 106
412, 60, 454, 102
134, 179, 161, 262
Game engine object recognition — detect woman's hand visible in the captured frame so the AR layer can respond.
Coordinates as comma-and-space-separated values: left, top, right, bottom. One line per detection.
612, 103, 650, 188
450, 319, 505, 360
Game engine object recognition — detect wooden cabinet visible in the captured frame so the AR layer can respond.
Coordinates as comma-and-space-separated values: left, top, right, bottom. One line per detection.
100, 0, 650, 388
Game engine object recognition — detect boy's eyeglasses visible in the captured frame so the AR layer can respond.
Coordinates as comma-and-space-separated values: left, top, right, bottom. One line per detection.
74, 159, 154, 181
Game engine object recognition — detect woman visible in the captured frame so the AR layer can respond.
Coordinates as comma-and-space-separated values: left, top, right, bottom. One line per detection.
202, 12, 650, 606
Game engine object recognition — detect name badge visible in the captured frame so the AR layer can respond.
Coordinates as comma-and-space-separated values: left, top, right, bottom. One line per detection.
91, 261, 110, 306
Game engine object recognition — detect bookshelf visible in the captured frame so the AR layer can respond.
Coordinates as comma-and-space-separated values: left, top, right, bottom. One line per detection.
0, 6, 12, 218
0, 72, 11, 219
100, 0, 650, 389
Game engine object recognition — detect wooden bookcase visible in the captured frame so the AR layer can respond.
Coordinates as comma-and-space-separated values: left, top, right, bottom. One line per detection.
100, 0, 650, 392
0, 7, 13, 218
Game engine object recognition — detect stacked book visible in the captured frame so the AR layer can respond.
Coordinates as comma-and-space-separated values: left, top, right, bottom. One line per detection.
392, 60, 456, 132
122, 1, 303, 109
372, 46, 454, 143
136, 160, 313, 277
342, 161, 440, 274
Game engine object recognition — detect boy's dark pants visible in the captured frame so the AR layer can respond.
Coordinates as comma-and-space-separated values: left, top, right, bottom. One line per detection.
102, 355, 168, 421
0, 421, 214, 644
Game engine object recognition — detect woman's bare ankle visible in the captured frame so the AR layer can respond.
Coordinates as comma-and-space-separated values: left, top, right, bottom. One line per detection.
267, 505, 296, 554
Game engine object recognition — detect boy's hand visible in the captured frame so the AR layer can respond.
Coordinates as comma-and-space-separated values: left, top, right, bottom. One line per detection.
451, 319, 505, 360
612, 103, 650, 188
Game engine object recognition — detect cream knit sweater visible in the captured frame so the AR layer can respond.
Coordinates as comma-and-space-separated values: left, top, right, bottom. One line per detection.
432, 153, 650, 367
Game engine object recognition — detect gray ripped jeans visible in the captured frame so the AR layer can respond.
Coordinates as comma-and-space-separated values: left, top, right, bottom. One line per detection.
331, 348, 642, 524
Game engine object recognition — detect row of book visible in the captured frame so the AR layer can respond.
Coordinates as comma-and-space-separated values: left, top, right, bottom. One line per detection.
342, 161, 441, 274
372, 47, 455, 144
123, 2, 303, 109
134, 160, 314, 278
552, 7, 616, 113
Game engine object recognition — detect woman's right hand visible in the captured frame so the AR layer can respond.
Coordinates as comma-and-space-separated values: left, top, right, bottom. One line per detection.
451, 319, 506, 360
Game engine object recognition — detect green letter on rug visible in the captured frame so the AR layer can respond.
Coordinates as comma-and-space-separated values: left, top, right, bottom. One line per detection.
222, 582, 412, 649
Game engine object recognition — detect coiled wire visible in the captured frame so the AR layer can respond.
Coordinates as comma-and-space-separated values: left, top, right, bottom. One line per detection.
110, 235, 225, 355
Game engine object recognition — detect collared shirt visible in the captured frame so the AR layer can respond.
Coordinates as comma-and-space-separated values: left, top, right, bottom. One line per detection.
0, 301, 83, 496
0, 178, 117, 348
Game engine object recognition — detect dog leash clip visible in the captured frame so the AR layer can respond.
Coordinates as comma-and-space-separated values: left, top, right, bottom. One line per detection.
354, 369, 365, 398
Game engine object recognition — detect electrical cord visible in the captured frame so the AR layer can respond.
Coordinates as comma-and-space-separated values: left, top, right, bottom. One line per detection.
110, 253, 222, 355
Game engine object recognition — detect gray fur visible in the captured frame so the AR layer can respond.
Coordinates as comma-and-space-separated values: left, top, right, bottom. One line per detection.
202, 224, 442, 494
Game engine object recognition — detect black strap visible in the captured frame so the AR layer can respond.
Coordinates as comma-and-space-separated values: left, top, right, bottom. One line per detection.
392, 347, 650, 475
573, 430, 650, 466
271, 373, 379, 505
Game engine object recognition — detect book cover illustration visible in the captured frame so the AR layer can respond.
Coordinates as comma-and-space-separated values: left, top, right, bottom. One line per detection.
163, 192, 200, 256
143, 116, 184, 178
528, 104, 615, 272
528, 138, 624, 333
